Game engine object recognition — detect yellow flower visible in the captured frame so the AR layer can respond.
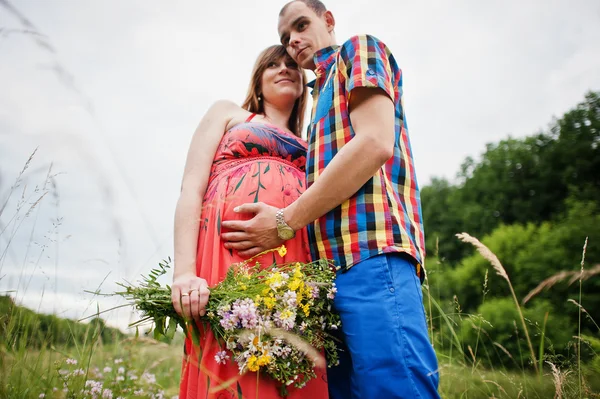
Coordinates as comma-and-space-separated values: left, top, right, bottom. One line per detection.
302, 284, 312, 299
257, 354, 271, 366
263, 296, 276, 309
293, 266, 303, 280
240, 284, 247, 290
248, 355, 259, 372
254, 295, 262, 306
277, 245, 287, 257
280, 309, 293, 320
266, 272, 283, 290
302, 303, 310, 316
288, 279, 300, 291
296, 289, 303, 304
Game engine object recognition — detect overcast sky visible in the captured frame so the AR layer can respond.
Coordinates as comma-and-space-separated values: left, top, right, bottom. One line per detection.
1, 0, 599, 330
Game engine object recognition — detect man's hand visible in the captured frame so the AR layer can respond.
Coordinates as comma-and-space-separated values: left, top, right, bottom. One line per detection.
221, 202, 284, 258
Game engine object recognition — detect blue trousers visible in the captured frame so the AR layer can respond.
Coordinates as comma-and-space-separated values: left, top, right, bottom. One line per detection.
326, 253, 440, 399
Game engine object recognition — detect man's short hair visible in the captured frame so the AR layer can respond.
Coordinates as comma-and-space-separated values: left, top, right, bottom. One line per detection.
280, 0, 327, 17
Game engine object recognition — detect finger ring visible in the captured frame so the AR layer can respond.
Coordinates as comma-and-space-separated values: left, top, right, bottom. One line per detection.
181, 292, 190, 297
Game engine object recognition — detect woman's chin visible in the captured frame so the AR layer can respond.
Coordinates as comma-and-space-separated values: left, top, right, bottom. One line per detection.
267, 90, 302, 105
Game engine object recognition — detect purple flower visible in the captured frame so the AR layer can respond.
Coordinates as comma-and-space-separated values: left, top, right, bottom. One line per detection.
327, 284, 337, 300
231, 299, 259, 329
282, 290, 297, 307
214, 350, 230, 365
307, 283, 320, 299
218, 308, 237, 331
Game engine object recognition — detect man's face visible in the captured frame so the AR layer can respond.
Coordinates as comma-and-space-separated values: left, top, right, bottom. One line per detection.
278, 2, 335, 71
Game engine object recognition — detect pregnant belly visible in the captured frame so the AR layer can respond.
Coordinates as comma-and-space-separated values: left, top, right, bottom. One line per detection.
213, 158, 305, 224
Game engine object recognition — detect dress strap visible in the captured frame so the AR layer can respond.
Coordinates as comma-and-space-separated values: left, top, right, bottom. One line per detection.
245, 113, 257, 122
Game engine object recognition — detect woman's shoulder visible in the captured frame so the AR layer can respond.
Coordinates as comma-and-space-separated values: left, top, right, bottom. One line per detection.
205, 99, 242, 116
204, 100, 252, 131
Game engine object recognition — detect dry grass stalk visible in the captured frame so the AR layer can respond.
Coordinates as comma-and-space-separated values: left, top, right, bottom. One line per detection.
456, 233, 507, 280
121, 336, 169, 347
567, 299, 600, 331
457, 233, 538, 374
0, 148, 38, 218
546, 360, 571, 399
482, 379, 509, 397
523, 264, 600, 304
493, 342, 514, 361
467, 345, 476, 366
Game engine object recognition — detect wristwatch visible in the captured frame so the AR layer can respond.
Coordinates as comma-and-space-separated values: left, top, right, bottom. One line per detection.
275, 208, 296, 240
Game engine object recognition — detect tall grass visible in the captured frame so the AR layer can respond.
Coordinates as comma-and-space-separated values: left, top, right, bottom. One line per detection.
2, 154, 599, 398
456, 232, 539, 375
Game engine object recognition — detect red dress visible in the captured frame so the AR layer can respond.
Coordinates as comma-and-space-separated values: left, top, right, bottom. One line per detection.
179, 115, 329, 399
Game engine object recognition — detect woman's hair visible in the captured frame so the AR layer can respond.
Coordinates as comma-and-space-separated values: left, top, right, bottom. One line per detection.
242, 45, 307, 137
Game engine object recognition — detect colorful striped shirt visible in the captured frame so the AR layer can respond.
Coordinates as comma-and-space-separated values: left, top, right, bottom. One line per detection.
306, 34, 426, 274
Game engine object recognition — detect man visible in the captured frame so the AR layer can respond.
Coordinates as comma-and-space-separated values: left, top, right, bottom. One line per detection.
221, 1, 440, 397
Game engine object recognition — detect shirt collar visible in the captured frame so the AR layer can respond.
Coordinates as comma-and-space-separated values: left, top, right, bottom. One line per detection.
307, 45, 340, 90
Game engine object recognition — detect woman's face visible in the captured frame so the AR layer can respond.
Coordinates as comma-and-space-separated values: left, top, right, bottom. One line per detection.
260, 56, 303, 106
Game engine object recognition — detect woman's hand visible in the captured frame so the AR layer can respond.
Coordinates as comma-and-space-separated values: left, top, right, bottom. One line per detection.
171, 272, 210, 321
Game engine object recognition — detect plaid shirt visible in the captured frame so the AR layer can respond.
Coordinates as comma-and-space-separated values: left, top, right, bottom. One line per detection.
306, 34, 426, 273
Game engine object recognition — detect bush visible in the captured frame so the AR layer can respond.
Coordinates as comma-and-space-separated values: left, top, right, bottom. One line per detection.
460, 297, 572, 369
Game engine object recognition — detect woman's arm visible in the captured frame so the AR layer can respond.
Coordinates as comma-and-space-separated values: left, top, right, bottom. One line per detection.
171, 100, 239, 321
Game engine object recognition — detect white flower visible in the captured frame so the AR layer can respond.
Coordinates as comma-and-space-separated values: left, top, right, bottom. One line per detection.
72, 368, 85, 376
103, 366, 112, 373
118, 367, 125, 374
65, 358, 78, 365
114, 358, 123, 364
142, 372, 156, 384
39, 394, 45, 398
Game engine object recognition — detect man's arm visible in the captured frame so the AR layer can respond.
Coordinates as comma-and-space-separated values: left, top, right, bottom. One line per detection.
220, 87, 395, 257
284, 87, 395, 229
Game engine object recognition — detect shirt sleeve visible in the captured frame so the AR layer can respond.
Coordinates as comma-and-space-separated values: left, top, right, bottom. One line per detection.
337, 34, 398, 102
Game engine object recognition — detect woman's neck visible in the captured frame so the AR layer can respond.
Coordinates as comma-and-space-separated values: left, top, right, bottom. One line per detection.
262, 101, 293, 131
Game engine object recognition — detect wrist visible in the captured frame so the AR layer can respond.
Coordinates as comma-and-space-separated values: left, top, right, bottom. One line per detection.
283, 204, 304, 232
275, 207, 297, 240
173, 263, 196, 280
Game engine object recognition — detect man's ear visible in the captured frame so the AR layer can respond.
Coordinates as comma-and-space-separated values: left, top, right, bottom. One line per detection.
324, 10, 335, 33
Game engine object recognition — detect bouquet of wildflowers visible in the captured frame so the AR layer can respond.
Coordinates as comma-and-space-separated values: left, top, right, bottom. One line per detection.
115, 246, 341, 397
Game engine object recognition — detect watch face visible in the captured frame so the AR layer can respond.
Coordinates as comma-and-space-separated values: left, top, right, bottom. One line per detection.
279, 227, 295, 240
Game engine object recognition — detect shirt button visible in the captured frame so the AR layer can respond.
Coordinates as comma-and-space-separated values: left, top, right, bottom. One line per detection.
389, 287, 395, 293
366, 69, 375, 76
